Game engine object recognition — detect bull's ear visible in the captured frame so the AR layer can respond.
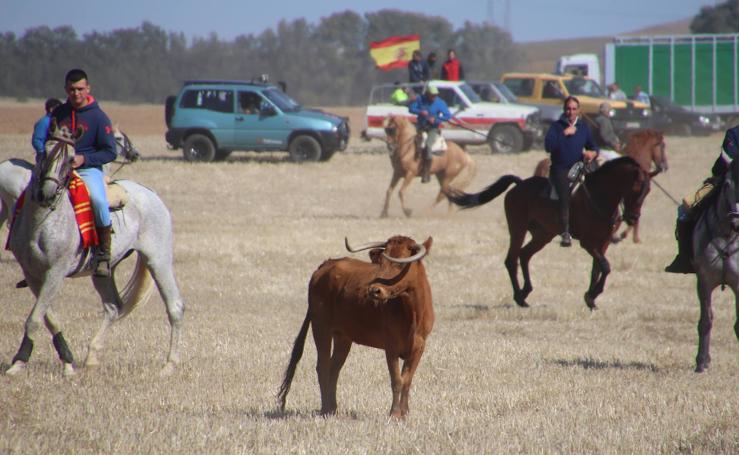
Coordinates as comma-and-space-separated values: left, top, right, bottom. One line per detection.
369, 248, 383, 264
422, 237, 433, 254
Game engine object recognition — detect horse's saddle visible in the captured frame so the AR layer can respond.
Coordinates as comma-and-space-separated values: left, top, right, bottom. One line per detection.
418, 132, 448, 156
106, 181, 128, 211
542, 162, 591, 200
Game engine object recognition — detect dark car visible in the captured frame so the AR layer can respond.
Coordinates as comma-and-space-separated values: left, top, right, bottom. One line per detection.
649, 95, 723, 136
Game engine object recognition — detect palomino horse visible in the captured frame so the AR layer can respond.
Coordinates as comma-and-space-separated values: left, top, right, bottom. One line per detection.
449, 157, 649, 309
692, 158, 739, 372
532, 129, 667, 243
0, 127, 140, 235
381, 116, 476, 217
5, 125, 183, 376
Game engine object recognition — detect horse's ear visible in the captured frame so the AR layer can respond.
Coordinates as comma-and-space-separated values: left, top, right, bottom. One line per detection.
49, 118, 58, 134
74, 125, 84, 139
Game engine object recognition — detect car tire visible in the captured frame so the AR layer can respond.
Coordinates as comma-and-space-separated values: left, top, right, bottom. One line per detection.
489, 124, 524, 154
288, 135, 321, 162
214, 149, 232, 161
183, 134, 216, 162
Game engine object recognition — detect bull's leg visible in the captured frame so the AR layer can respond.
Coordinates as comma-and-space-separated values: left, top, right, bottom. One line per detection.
385, 350, 402, 418
399, 339, 426, 418
381, 172, 402, 218
695, 277, 714, 373
312, 326, 334, 415
397, 173, 416, 218
7, 273, 67, 376
584, 253, 610, 310
326, 335, 352, 415
518, 231, 551, 302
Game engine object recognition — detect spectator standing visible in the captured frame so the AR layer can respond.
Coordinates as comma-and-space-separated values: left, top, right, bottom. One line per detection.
633, 85, 651, 105
440, 49, 465, 81
608, 83, 627, 101
408, 50, 429, 83
31, 97, 62, 158
390, 81, 409, 105
426, 52, 438, 80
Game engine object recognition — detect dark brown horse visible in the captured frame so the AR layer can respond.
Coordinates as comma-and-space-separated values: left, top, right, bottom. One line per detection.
381, 116, 476, 218
532, 129, 667, 243
449, 157, 650, 309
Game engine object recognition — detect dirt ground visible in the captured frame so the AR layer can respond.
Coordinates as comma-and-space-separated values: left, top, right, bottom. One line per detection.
0, 101, 736, 453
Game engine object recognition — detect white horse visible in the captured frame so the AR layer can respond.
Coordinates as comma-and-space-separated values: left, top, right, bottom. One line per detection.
5, 125, 183, 376
692, 159, 739, 373
0, 127, 140, 234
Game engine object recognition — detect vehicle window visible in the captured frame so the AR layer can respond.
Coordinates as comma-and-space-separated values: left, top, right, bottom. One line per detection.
239, 91, 263, 114
438, 88, 461, 108
504, 78, 534, 97
493, 82, 518, 102
478, 86, 498, 102
458, 83, 481, 103
542, 80, 563, 99
262, 87, 300, 112
564, 78, 605, 97
180, 89, 234, 113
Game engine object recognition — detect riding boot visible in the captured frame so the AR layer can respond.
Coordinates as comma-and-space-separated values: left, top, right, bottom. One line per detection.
665, 219, 695, 274
421, 157, 431, 183
93, 225, 113, 278
559, 208, 572, 247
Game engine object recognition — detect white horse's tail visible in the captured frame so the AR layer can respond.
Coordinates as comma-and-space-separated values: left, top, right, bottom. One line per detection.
449, 151, 477, 191
116, 253, 155, 319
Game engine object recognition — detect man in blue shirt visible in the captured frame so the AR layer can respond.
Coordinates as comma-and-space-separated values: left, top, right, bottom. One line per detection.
408, 85, 452, 183
544, 96, 599, 246
665, 124, 739, 273
31, 98, 62, 159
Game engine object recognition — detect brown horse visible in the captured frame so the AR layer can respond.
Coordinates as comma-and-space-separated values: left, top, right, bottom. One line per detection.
532, 129, 667, 243
449, 157, 650, 309
381, 116, 476, 217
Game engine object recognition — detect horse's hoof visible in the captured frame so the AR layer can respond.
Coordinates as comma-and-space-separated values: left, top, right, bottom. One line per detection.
584, 293, 597, 310
63, 363, 76, 377
403, 210, 412, 217
380, 212, 388, 219
514, 296, 530, 308
5, 361, 26, 376
159, 362, 176, 377
610, 236, 621, 244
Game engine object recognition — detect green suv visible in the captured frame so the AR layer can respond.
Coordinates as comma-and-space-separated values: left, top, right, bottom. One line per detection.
165, 80, 349, 162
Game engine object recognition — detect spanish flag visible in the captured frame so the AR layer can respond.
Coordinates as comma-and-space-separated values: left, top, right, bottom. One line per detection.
369, 35, 420, 71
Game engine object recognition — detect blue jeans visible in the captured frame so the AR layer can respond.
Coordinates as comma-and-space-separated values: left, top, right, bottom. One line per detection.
76, 167, 110, 227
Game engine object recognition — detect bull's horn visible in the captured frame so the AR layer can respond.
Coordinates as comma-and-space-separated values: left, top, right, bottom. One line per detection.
345, 237, 386, 253
382, 243, 427, 264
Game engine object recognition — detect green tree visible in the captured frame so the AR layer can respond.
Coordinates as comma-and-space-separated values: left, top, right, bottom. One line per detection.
691, 0, 739, 33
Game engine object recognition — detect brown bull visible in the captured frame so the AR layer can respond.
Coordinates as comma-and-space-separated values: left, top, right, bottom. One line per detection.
277, 235, 434, 419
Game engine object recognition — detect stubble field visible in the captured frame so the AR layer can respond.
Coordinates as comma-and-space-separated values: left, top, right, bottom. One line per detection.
0, 101, 736, 453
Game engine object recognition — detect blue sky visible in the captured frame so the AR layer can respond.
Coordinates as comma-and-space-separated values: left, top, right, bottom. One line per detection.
0, 0, 719, 43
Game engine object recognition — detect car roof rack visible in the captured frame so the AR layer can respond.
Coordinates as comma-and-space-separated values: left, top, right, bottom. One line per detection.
183, 79, 271, 87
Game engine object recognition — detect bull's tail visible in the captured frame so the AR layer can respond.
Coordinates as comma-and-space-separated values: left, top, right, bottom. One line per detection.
447, 175, 522, 209
277, 310, 312, 412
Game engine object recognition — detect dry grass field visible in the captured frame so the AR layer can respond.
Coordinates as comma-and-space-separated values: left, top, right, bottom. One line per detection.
0, 101, 736, 453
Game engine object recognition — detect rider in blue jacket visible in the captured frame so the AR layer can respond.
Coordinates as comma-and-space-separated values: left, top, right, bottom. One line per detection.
52, 68, 117, 277
666, 124, 739, 273
31, 98, 62, 158
544, 96, 599, 247
408, 85, 452, 182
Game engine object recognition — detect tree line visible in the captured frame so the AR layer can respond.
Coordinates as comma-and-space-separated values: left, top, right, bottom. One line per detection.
0, 10, 520, 106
